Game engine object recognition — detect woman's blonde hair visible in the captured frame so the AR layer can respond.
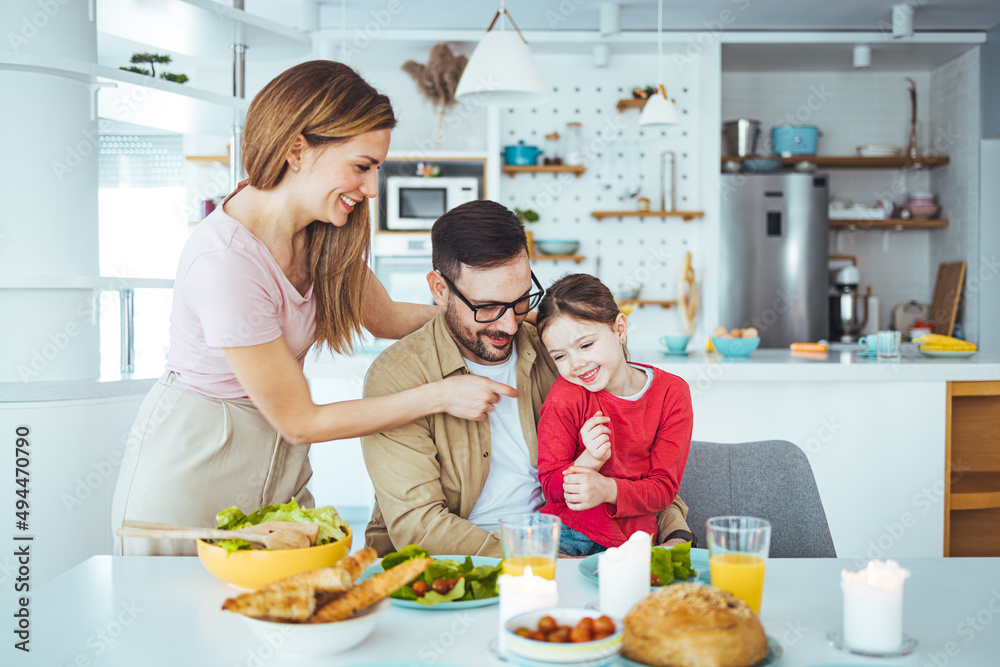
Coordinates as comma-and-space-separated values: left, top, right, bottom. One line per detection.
242, 60, 396, 354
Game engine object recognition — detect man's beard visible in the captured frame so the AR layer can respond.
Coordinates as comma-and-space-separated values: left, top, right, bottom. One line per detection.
444, 304, 515, 363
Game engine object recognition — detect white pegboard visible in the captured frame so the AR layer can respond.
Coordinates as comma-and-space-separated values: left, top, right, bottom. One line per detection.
497, 51, 712, 346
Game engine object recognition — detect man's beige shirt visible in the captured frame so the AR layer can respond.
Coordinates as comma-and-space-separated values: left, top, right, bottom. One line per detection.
362, 311, 687, 557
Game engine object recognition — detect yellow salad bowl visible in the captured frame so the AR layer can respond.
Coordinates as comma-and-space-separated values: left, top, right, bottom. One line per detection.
197, 526, 352, 589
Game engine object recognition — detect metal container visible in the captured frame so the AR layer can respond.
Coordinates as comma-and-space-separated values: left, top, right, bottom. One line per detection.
722, 119, 761, 157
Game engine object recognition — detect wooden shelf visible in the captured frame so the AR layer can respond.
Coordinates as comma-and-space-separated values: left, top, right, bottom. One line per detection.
620, 299, 676, 309
951, 473, 1000, 511
531, 255, 587, 264
591, 210, 704, 222
503, 165, 587, 177
830, 218, 948, 229
721, 155, 950, 169
616, 98, 649, 112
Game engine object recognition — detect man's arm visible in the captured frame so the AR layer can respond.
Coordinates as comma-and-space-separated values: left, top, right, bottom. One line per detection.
361, 362, 501, 557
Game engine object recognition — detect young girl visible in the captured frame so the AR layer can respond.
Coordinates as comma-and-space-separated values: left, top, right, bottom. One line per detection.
536, 274, 693, 557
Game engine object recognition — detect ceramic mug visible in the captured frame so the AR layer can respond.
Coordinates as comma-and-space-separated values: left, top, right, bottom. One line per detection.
660, 334, 690, 352
858, 335, 878, 354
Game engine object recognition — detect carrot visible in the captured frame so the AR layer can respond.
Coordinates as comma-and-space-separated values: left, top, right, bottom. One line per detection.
790, 342, 827, 353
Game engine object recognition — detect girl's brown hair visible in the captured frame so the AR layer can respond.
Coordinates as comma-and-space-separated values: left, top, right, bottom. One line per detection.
242, 60, 396, 355
536, 273, 629, 360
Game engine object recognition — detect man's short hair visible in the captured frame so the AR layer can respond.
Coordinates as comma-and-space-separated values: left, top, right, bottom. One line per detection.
431, 200, 528, 281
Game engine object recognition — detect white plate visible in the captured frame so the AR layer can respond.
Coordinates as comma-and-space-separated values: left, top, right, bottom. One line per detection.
919, 349, 977, 358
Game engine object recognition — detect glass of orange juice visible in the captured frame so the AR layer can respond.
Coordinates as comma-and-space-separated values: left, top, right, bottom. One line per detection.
706, 516, 771, 615
498, 514, 561, 580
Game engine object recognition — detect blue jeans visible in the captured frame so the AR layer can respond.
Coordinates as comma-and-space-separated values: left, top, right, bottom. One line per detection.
559, 524, 607, 557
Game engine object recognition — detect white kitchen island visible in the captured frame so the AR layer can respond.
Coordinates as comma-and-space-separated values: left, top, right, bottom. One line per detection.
306, 346, 1000, 562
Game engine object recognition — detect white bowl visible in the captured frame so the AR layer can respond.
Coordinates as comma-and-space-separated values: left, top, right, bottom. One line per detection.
535, 240, 580, 256
857, 144, 902, 157
238, 597, 389, 656
504, 607, 623, 666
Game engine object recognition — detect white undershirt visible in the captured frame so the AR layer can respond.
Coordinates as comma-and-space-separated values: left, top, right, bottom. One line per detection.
619, 363, 654, 401
465, 342, 543, 533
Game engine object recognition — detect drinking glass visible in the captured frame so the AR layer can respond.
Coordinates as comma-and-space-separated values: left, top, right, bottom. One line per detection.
706, 516, 771, 614
499, 514, 560, 580
877, 330, 901, 360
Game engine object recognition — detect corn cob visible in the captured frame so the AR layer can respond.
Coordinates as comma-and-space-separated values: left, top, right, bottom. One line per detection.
913, 333, 977, 351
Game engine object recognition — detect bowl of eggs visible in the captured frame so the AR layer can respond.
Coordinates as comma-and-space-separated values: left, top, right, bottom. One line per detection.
710, 327, 760, 358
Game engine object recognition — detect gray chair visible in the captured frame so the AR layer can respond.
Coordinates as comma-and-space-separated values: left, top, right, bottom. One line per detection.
678, 440, 836, 558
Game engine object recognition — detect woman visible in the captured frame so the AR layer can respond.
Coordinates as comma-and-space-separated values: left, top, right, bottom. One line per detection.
111, 61, 514, 556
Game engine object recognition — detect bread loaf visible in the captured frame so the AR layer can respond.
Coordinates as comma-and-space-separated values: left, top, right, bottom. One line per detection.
622, 584, 768, 667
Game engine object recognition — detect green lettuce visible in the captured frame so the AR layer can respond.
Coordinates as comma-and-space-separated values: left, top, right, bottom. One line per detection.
650, 541, 697, 586
212, 498, 348, 556
382, 545, 503, 605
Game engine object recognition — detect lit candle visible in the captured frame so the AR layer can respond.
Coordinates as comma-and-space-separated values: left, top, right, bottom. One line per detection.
498, 565, 559, 655
841, 559, 911, 652
599, 531, 652, 618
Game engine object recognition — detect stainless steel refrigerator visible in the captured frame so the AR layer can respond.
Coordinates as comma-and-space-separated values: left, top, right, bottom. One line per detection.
719, 173, 829, 348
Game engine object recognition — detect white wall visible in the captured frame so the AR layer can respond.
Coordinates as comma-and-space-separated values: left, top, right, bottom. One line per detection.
979, 139, 1000, 353
930, 48, 982, 340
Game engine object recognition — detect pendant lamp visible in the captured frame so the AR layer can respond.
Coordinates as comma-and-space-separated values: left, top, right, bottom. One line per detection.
639, 0, 679, 126
454, 2, 547, 106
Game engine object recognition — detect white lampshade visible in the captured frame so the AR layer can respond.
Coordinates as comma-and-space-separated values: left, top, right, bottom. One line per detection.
455, 29, 547, 106
639, 90, 679, 126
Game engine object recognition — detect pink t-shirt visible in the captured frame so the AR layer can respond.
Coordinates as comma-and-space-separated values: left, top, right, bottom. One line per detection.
165, 204, 316, 399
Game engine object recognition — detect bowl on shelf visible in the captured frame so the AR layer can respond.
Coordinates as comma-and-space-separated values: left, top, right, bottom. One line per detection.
535, 240, 580, 256
196, 526, 352, 590
905, 204, 940, 219
238, 597, 389, 656
711, 337, 760, 358
908, 327, 933, 340
742, 158, 783, 173
857, 144, 902, 157
503, 607, 623, 667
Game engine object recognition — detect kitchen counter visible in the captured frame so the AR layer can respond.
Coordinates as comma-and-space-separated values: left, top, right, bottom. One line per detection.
634, 347, 1000, 382
19, 555, 1000, 666
0, 373, 158, 402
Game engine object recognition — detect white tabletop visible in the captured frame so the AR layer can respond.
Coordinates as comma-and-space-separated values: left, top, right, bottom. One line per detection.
13, 555, 1000, 667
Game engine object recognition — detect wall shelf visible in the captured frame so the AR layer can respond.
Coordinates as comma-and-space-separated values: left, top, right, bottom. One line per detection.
531, 255, 587, 264
951, 473, 1000, 511
98, 0, 311, 60
721, 155, 950, 169
502, 165, 587, 177
591, 210, 704, 221
621, 299, 677, 309
616, 98, 649, 112
830, 218, 948, 229
185, 155, 230, 166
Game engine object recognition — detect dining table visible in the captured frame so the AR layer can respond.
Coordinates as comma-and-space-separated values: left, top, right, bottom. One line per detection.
14, 553, 1000, 667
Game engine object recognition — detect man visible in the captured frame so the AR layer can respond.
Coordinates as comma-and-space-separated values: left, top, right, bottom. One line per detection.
362, 200, 693, 556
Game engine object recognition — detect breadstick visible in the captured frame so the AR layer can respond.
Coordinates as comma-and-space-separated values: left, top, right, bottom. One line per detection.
336, 547, 378, 582
310, 557, 431, 623
222, 587, 316, 621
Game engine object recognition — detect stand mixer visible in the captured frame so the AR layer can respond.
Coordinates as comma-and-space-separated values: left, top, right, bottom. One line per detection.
829, 265, 868, 342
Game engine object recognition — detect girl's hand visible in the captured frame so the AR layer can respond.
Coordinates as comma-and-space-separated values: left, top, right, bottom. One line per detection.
432, 375, 518, 421
580, 411, 612, 464
562, 466, 617, 511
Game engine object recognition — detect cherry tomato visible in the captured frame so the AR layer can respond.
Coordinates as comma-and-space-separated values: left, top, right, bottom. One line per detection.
538, 615, 558, 633
592, 631, 611, 641
530, 631, 547, 642
412, 580, 428, 597
547, 627, 571, 643
569, 626, 593, 643
514, 627, 532, 638
575, 617, 594, 633
593, 616, 616, 635
446, 578, 458, 591
651, 573, 662, 586
431, 578, 450, 594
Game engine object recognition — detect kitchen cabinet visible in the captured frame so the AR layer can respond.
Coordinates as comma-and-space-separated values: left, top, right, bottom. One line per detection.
945, 381, 1000, 556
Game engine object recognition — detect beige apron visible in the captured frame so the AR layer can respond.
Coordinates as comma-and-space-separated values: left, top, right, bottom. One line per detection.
110, 372, 314, 556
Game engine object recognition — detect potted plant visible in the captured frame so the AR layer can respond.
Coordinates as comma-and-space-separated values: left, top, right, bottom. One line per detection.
120, 52, 189, 84
514, 208, 539, 257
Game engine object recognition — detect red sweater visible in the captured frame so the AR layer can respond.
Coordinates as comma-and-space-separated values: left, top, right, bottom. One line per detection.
537, 364, 692, 548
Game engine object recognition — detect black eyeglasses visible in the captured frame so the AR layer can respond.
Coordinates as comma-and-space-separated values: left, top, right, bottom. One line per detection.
437, 270, 545, 323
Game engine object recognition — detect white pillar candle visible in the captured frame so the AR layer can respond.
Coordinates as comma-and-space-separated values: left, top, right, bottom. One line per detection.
841, 559, 911, 652
599, 531, 652, 618
497, 567, 559, 656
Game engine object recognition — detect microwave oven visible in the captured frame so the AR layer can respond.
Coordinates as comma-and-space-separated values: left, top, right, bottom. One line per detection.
384, 176, 479, 230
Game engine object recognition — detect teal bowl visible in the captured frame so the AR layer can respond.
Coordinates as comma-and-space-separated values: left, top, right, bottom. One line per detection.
711, 337, 760, 357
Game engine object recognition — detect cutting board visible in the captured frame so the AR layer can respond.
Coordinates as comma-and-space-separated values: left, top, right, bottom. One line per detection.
929, 261, 966, 336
